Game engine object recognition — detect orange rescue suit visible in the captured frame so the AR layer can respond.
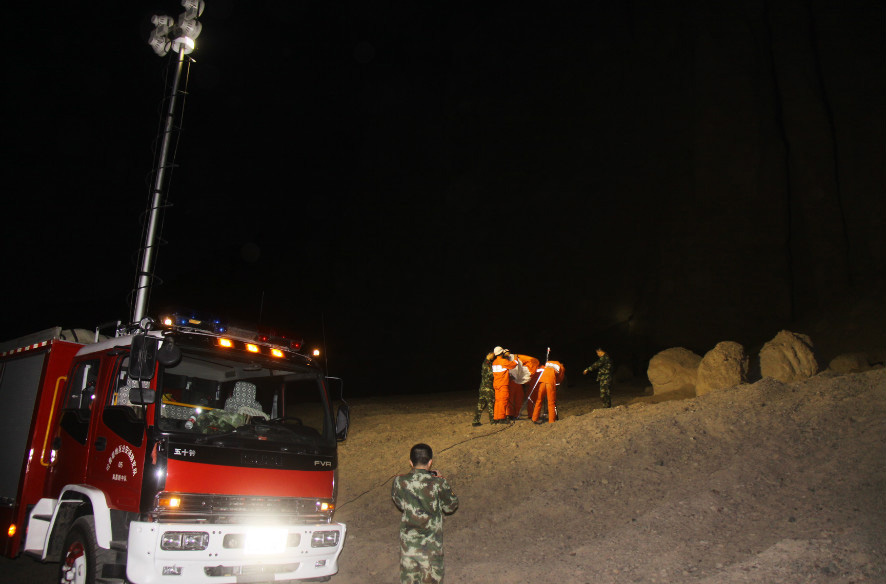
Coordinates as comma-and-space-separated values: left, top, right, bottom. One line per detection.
532, 361, 565, 423
492, 356, 516, 420
511, 354, 539, 418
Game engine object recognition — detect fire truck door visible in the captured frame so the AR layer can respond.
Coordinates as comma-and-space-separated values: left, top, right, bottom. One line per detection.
48, 357, 103, 496
85, 355, 148, 512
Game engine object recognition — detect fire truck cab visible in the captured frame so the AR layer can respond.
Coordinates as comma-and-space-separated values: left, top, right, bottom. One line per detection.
1, 318, 349, 583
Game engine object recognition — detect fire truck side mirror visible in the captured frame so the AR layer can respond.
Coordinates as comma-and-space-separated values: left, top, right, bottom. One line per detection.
129, 387, 156, 405
157, 339, 182, 367
130, 334, 159, 381
335, 403, 350, 442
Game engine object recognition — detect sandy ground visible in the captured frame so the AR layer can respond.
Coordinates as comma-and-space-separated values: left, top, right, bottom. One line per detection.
330, 369, 886, 584
2, 369, 882, 584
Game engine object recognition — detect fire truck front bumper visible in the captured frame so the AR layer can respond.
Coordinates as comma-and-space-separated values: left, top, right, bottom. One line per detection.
126, 520, 346, 584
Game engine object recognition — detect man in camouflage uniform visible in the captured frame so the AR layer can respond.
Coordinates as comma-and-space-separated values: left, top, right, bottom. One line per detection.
583, 347, 613, 408
391, 443, 459, 584
472, 352, 495, 426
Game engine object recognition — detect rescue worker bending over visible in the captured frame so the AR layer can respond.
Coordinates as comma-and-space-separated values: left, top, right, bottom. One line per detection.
532, 360, 565, 424
511, 353, 539, 418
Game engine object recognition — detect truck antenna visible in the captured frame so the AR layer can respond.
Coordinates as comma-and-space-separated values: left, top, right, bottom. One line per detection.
258, 291, 265, 326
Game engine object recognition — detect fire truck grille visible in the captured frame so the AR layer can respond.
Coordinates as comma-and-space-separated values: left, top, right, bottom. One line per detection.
151, 494, 332, 525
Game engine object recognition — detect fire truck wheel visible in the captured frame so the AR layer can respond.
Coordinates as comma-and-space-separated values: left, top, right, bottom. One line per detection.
58, 516, 114, 584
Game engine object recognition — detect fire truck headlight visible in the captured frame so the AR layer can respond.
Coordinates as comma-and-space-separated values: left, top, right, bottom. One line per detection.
183, 532, 209, 550
161, 531, 209, 550
161, 532, 182, 550
310, 530, 340, 548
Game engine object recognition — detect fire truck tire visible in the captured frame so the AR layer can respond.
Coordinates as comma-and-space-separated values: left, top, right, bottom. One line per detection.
58, 516, 114, 584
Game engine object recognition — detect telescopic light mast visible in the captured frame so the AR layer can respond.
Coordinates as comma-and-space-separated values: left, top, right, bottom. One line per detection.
131, 0, 205, 325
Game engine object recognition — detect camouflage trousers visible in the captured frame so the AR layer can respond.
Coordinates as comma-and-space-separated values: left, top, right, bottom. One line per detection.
599, 379, 612, 408
472, 387, 495, 424
400, 551, 445, 584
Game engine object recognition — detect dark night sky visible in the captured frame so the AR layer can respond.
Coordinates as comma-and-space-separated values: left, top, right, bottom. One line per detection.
3, 1, 884, 395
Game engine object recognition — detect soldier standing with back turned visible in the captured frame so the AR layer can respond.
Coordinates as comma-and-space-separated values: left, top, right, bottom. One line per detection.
391, 443, 459, 584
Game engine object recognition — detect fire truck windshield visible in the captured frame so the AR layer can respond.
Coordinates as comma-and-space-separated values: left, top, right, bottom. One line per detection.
150, 347, 334, 445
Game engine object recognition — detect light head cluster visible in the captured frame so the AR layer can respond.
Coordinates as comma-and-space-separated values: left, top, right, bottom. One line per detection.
149, 0, 206, 56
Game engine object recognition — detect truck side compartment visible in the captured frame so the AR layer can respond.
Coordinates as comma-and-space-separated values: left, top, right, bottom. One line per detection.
0, 329, 85, 558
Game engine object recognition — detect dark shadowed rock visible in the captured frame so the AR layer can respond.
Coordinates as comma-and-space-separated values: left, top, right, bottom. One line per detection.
647, 347, 702, 395
760, 330, 819, 382
828, 352, 874, 374
696, 341, 749, 396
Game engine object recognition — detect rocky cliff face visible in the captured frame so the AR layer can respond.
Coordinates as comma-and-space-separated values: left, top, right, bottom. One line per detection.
633, 0, 883, 353
327, 1, 883, 392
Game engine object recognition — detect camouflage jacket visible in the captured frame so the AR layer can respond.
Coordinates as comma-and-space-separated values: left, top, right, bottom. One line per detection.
585, 353, 613, 382
391, 468, 459, 555
479, 359, 494, 390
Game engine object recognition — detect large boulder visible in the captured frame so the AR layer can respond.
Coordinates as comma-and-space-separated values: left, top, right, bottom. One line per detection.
647, 347, 702, 395
696, 341, 749, 396
828, 352, 873, 374
759, 330, 818, 382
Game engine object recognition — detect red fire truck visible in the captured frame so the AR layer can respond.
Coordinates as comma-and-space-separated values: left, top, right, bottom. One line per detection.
0, 316, 349, 583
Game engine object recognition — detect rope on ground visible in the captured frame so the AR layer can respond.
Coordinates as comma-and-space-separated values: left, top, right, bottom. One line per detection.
337, 422, 515, 509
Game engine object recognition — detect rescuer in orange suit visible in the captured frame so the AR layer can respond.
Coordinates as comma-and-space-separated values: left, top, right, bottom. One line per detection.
522, 359, 544, 419
532, 360, 566, 424
509, 353, 539, 418
492, 346, 516, 423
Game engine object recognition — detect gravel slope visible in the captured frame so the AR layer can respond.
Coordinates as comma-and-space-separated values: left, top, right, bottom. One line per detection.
331, 369, 886, 584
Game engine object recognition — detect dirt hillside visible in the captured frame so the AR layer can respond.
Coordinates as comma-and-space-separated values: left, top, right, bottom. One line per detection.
331, 369, 886, 584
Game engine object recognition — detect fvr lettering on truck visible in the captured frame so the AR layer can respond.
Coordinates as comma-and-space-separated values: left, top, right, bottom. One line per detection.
0, 321, 349, 583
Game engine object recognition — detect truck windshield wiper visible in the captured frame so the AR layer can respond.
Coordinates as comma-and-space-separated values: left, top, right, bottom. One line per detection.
194, 428, 248, 444
195, 423, 317, 447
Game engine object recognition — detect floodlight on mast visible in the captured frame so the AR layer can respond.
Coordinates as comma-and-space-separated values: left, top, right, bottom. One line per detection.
132, 0, 205, 326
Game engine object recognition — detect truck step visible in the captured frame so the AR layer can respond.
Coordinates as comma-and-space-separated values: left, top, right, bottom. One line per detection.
109, 540, 128, 551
